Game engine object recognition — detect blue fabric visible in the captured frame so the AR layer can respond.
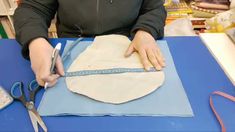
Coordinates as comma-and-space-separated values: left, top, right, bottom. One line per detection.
37, 40, 193, 116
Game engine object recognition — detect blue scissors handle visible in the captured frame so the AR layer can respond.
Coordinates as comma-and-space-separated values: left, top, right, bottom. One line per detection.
28, 80, 41, 102
11, 81, 27, 106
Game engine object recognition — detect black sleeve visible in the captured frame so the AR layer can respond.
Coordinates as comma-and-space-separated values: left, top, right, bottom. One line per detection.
13, 0, 58, 59
131, 0, 167, 39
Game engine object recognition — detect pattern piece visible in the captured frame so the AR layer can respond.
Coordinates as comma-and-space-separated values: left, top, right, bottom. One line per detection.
65, 35, 165, 104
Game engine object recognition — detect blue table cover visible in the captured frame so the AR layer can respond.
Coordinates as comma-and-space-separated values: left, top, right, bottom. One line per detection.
0, 37, 234, 131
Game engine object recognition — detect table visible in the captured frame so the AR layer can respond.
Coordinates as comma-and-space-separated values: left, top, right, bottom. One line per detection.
0, 37, 234, 131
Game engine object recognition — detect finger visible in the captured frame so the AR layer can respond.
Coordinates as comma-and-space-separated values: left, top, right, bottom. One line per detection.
146, 49, 162, 70
36, 76, 45, 87
139, 49, 151, 71
36, 74, 59, 88
37, 56, 52, 81
124, 43, 135, 57
45, 79, 58, 88
56, 55, 65, 76
155, 45, 165, 63
154, 49, 165, 67
40, 74, 59, 83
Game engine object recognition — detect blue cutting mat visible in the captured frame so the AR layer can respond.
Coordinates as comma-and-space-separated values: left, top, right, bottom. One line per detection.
38, 40, 193, 116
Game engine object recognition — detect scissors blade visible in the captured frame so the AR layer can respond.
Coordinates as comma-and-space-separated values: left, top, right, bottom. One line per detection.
28, 110, 39, 132
30, 107, 48, 132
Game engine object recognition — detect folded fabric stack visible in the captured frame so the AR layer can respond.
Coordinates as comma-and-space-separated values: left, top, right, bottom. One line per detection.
165, 0, 192, 24
190, 0, 230, 18
205, 8, 235, 33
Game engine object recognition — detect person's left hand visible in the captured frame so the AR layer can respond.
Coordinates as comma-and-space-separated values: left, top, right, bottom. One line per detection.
125, 30, 165, 71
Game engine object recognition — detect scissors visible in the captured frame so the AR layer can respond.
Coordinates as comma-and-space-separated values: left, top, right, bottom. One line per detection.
11, 80, 47, 132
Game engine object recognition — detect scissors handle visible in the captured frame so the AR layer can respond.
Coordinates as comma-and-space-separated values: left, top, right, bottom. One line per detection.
28, 80, 41, 102
11, 82, 27, 105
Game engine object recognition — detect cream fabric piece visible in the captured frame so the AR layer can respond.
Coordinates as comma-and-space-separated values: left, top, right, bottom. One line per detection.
68, 35, 144, 71
66, 35, 165, 104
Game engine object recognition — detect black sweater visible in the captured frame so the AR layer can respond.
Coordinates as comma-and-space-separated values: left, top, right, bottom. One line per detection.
13, 0, 167, 59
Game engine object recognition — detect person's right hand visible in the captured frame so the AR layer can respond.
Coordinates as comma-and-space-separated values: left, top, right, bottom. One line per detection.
29, 38, 65, 87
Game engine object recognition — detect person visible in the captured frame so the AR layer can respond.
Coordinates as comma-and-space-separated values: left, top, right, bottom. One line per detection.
13, 0, 167, 87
